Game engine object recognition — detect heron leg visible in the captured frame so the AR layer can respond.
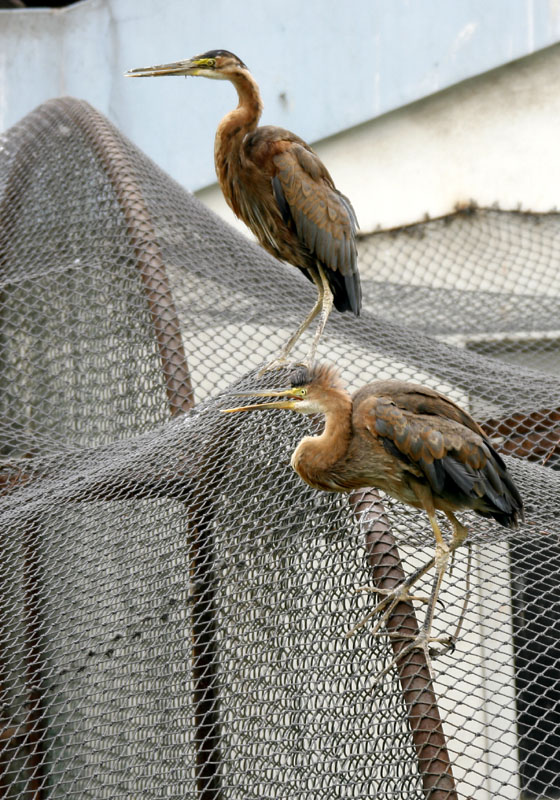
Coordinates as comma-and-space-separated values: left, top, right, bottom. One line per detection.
445, 511, 469, 551
306, 264, 334, 364
366, 511, 452, 684
448, 540, 472, 643
347, 488, 444, 640
373, 510, 471, 683
443, 511, 471, 643
259, 274, 324, 373
421, 509, 451, 639
346, 556, 436, 639
349, 483, 472, 670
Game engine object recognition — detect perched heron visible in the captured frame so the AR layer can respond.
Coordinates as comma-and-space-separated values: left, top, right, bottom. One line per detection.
126, 50, 361, 367
223, 363, 523, 661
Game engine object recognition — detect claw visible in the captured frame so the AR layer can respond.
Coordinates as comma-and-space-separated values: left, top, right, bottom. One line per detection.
371, 629, 455, 685
257, 358, 289, 375
354, 585, 429, 603
383, 629, 454, 655
358, 519, 471, 685
348, 556, 437, 639
347, 580, 431, 639
432, 635, 456, 657
257, 357, 308, 376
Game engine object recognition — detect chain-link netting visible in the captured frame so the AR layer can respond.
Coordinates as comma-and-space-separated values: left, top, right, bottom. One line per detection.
1, 97, 559, 799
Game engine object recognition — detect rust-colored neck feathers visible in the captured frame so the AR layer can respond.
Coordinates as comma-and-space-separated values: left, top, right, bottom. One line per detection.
214, 68, 263, 192
291, 380, 353, 492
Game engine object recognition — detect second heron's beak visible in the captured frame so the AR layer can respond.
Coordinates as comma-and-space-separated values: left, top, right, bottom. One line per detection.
222, 388, 300, 414
125, 58, 202, 78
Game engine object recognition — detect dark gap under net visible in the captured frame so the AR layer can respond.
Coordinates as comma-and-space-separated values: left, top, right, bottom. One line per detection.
0, 97, 559, 799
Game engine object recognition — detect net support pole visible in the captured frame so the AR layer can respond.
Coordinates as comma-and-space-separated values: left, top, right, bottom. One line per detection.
187, 499, 223, 800
56, 97, 196, 416
21, 517, 48, 799
60, 99, 224, 797
56, 98, 225, 796
0, 149, 48, 795
349, 489, 457, 800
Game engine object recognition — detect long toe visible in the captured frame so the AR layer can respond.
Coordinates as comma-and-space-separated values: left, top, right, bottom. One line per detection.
372, 630, 455, 685
347, 581, 431, 638
257, 356, 289, 375
257, 355, 312, 375
388, 629, 455, 657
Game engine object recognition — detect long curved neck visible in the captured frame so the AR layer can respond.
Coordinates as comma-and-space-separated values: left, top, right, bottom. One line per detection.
214, 69, 263, 190
292, 393, 353, 490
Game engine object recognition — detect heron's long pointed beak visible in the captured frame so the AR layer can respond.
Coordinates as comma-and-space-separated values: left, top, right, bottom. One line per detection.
222, 388, 299, 414
125, 59, 198, 78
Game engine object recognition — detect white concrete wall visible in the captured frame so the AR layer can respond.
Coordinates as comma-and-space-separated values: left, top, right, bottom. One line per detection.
1, 0, 560, 194
199, 43, 560, 233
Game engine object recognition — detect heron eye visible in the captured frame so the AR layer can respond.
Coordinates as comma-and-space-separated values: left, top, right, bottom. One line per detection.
299, 388, 307, 397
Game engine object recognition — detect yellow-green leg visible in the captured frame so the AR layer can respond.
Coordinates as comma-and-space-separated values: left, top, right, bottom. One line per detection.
306, 264, 333, 364
259, 267, 326, 373
375, 509, 470, 681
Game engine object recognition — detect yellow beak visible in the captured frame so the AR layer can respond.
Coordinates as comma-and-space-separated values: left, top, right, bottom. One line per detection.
125, 58, 199, 78
222, 388, 300, 413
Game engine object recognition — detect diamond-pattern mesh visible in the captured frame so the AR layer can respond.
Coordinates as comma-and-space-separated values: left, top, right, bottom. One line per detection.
1, 97, 559, 799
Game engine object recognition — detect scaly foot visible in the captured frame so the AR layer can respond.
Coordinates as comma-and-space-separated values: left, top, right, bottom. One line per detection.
372, 628, 456, 685
346, 576, 433, 638
257, 357, 308, 376
346, 560, 435, 639
257, 358, 288, 376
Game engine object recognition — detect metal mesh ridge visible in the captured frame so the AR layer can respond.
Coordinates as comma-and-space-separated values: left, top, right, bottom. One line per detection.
0, 97, 559, 799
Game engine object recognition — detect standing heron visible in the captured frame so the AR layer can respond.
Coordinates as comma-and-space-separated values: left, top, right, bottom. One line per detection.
125, 50, 361, 367
223, 363, 523, 661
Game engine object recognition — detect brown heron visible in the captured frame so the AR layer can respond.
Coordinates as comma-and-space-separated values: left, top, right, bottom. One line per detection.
125, 50, 361, 367
223, 363, 523, 662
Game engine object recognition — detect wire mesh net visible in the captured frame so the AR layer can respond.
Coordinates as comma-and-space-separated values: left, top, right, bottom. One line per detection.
1, 97, 559, 799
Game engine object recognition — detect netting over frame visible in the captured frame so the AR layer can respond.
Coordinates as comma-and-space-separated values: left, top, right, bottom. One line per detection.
0, 97, 559, 799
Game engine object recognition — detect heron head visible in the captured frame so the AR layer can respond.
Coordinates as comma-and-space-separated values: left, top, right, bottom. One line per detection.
222, 364, 343, 416
125, 50, 248, 80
